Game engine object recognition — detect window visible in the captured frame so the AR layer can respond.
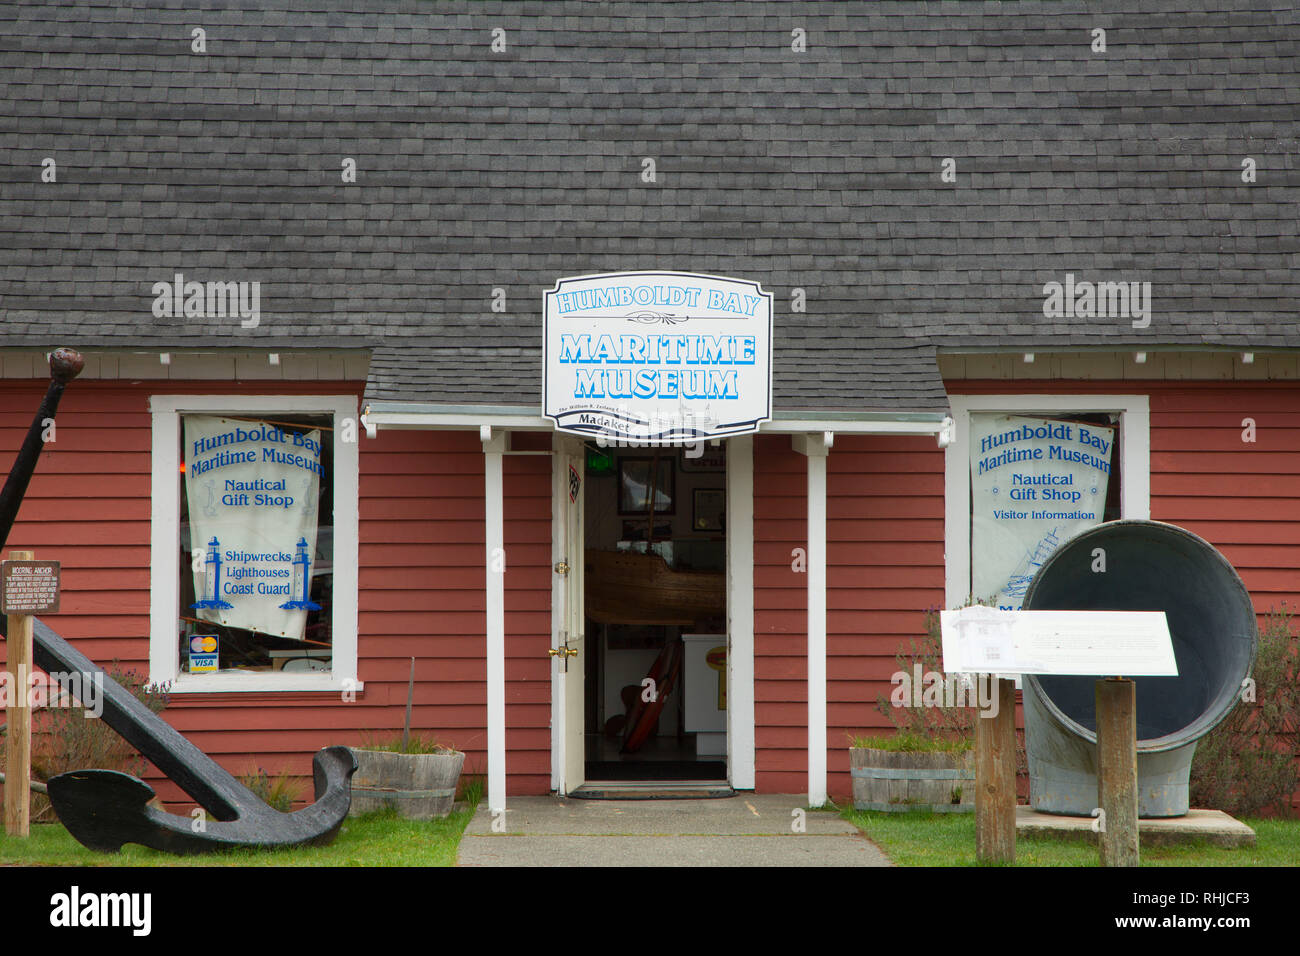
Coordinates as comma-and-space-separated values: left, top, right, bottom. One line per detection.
944, 395, 1150, 611
149, 396, 359, 692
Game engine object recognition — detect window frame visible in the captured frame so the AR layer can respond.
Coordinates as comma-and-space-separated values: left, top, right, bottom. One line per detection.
149, 394, 360, 693
944, 393, 1150, 610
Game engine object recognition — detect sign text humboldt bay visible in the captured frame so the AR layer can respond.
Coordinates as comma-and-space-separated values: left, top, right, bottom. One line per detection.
543, 272, 773, 442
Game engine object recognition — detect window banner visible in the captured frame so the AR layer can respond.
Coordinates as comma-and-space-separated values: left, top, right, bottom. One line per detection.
184, 415, 323, 641
969, 414, 1114, 610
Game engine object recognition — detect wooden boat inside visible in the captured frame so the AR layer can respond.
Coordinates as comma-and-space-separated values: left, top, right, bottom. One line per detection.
584, 548, 724, 628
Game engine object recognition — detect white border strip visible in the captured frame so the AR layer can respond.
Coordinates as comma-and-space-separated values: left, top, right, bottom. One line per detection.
363, 409, 946, 436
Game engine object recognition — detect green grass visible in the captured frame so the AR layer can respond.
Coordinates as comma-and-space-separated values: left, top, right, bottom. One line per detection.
0, 801, 479, 867
841, 807, 1300, 866
354, 733, 460, 755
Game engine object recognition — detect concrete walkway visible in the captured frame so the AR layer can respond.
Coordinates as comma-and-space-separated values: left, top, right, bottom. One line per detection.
457, 794, 892, 867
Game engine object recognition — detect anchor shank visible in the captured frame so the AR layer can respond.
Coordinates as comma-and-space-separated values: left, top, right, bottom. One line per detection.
24, 617, 250, 820
0, 348, 84, 553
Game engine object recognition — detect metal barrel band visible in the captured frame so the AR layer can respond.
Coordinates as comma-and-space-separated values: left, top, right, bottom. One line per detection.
856, 802, 971, 813
353, 787, 455, 799
850, 767, 973, 781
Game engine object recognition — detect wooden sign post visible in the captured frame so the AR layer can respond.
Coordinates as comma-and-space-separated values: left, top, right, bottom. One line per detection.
1096, 677, 1139, 866
975, 676, 1018, 863
4, 550, 35, 836
2, 552, 60, 838
941, 607, 1175, 869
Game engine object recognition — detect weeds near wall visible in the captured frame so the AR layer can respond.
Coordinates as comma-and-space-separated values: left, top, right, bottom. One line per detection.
16, 664, 170, 823
875, 609, 1029, 783
239, 767, 302, 813
1191, 606, 1300, 817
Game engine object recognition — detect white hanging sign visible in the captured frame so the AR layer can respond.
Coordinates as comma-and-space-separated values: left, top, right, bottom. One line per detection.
543, 272, 773, 442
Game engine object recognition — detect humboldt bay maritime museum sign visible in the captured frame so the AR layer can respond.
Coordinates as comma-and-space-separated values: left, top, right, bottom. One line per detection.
543, 272, 773, 442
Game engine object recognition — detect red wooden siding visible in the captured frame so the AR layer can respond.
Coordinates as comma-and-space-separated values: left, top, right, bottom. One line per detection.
0, 378, 555, 809
6, 370, 1290, 810
826, 435, 946, 803
357, 428, 552, 798
752, 436, 809, 793
751, 433, 946, 800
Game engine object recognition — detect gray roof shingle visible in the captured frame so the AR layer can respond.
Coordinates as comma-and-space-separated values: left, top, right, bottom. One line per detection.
3, 0, 1299, 414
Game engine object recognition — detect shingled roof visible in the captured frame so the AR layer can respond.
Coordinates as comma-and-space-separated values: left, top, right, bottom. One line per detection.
2, 1, 1298, 413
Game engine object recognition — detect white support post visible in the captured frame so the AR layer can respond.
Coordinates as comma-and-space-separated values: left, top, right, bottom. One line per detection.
726, 435, 756, 790
793, 432, 831, 808
483, 429, 507, 814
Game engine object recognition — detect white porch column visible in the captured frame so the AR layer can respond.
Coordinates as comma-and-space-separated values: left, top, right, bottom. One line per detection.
793, 431, 832, 807
726, 436, 755, 790
482, 426, 507, 814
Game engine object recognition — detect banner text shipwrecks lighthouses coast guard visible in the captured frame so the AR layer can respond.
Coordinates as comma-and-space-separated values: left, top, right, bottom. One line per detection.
543, 272, 773, 443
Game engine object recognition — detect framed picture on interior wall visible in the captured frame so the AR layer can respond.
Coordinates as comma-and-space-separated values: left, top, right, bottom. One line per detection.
680, 444, 726, 472
618, 456, 675, 515
693, 488, 726, 532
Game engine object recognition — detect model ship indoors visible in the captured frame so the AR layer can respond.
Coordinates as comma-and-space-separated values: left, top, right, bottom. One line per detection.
584, 548, 724, 627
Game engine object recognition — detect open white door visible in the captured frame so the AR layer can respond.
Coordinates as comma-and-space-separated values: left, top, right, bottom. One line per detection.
551, 435, 585, 792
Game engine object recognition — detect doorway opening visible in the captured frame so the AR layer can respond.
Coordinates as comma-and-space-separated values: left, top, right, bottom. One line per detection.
581, 442, 729, 784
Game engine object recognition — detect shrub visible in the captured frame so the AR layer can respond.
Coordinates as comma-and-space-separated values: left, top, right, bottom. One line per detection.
866, 608, 1028, 789
1190, 606, 1299, 817
239, 767, 301, 813
8, 663, 171, 823
357, 732, 458, 755
873, 609, 975, 745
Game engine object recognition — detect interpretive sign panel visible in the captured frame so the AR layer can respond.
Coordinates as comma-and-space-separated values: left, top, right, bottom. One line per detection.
1, 560, 60, 615
939, 606, 1177, 676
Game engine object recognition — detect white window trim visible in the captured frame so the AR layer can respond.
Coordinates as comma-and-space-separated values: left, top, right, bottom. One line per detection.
944, 394, 1150, 610
149, 394, 360, 693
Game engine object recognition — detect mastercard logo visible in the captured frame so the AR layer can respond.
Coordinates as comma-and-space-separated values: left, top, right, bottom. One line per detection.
190, 635, 218, 653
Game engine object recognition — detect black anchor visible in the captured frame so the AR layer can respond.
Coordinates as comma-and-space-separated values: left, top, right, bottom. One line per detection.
1, 348, 356, 853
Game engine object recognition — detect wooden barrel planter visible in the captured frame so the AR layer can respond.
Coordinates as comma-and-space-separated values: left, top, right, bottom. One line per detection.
348, 748, 465, 820
850, 747, 974, 813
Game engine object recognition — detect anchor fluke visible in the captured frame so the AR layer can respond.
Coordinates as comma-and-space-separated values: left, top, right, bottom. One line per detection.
46, 747, 358, 855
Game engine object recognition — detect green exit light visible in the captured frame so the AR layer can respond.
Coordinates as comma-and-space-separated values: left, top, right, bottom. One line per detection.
586, 447, 615, 474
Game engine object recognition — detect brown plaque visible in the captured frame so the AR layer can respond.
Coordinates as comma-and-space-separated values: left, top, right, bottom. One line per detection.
2, 560, 61, 615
